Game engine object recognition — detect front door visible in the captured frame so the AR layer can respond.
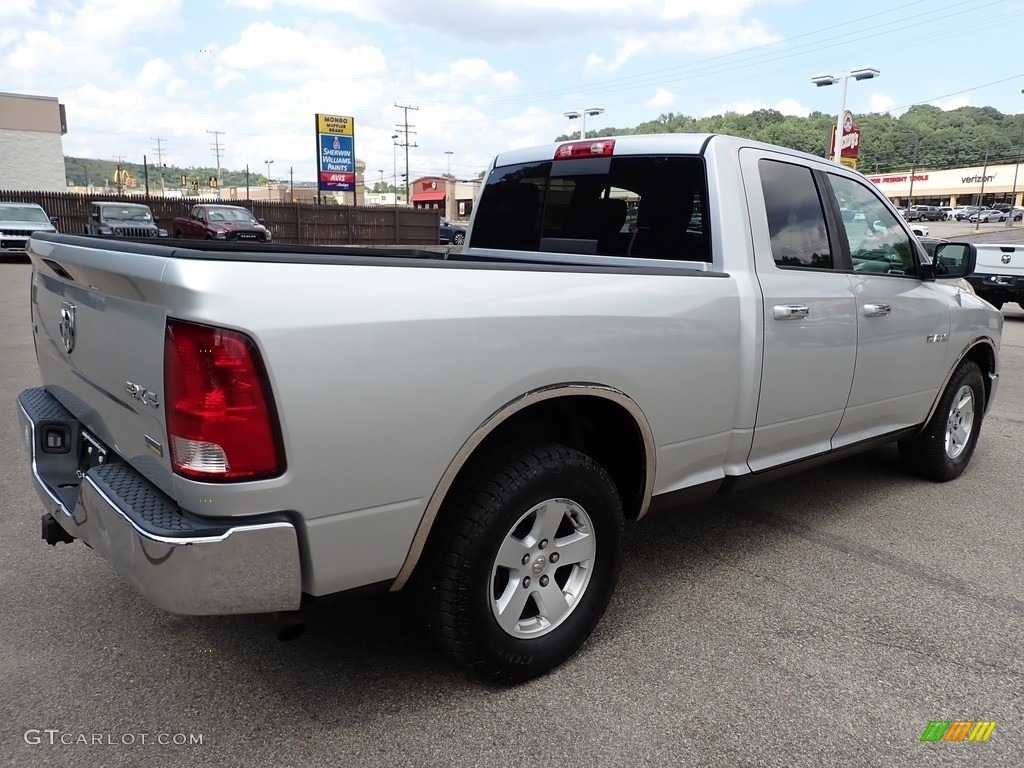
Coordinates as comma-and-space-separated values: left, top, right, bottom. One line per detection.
825, 173, 953, 446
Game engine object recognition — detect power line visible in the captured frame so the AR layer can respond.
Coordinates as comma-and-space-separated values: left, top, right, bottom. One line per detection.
394, 103, 418, 203
151, 137, 167, 191
207, 130, 225, 190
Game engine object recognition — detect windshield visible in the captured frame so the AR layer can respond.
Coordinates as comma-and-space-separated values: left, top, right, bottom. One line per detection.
208, 207, 257, 224
102, 206, 152, 221
0, 205, 49, 223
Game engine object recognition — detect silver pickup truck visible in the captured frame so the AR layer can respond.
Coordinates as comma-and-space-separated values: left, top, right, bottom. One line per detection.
18, 134, 1002, 683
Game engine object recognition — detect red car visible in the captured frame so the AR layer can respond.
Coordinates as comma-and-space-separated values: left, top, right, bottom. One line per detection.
172, 204, 272, 242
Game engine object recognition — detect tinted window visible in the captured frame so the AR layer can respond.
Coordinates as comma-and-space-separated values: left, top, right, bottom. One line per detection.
829, 174, 916, 277
758, 159, 833, 270
472, 155, 709, 261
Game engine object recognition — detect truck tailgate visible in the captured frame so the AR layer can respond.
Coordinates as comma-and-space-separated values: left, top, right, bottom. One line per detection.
974, 243, 1024, 277
30, 239, 175, 494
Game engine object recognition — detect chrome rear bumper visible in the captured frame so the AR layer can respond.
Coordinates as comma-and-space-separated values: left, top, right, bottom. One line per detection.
18, 387, 302, 616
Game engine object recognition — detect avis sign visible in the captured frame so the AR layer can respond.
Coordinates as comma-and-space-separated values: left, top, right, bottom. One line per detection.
316, 113, 355, 193
828, 110, 861, 170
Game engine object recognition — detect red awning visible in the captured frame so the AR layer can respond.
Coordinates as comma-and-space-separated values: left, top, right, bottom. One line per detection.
412, 190, 446, 202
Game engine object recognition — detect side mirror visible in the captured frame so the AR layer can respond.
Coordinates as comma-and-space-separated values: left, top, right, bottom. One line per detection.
923, 243, 976, 280
90, 212, 99, 220
257, 218, 266, 225
49, 216, 59, 226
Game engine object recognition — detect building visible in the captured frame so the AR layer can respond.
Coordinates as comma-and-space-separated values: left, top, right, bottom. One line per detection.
410, 175, 482, 221
867, 161, 1024, 208
0, 92, 68, 191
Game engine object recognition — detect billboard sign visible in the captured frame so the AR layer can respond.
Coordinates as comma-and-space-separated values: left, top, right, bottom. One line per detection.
316, 113, 355, 192
828, 110, 861, 168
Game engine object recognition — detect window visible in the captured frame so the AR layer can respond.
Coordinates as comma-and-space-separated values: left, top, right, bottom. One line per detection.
758, 159, 833, 270
829, 174, 916, 277
470, 155, 710, 261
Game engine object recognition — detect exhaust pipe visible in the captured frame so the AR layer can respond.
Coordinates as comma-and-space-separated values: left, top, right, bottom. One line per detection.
273, 610, 306, 642
41, 514, 75, 546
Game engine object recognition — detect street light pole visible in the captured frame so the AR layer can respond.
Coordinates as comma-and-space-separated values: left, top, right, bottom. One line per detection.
264, 159, 274, 190
811, 67, 880, 165
563, 107, 605, 140
445, 150, 454, 176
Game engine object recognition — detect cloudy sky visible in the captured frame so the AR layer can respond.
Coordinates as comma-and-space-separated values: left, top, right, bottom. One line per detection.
2, 0, 1023, 184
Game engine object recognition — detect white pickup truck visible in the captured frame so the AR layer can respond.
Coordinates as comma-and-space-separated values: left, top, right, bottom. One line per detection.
968, 242, 1024, 310
18, 134, 1002, 683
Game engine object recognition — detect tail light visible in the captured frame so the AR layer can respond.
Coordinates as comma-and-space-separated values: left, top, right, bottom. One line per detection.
554, 139, 615, 160
164, 318, 284, 481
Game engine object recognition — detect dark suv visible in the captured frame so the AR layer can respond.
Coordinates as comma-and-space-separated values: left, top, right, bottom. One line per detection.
86, 202, 165, 238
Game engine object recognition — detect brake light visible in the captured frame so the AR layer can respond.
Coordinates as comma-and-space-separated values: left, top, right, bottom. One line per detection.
554, 139, 615, 160
164, 318, 283, 481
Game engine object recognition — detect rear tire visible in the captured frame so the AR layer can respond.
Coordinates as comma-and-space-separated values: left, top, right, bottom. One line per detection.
421, 441, 623, 684
899, 360, 985, 482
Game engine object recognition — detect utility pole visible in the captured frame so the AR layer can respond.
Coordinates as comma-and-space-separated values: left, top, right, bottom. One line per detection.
207, 130, 225, 194
975, 143, 990, 232
151, 137, 167, 194
245, 164, 250, 200
394, 103, 419, 206
290, 166, 294, 203
907, 131, 921, 208
114, 155, 127, 194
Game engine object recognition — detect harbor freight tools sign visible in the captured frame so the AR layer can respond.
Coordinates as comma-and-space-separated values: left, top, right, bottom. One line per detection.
828, 110, 861, 170
316, 113, 355, 192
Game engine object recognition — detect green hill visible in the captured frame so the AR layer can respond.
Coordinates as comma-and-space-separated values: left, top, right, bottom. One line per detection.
63, 157, 268, 190
556, 104, 1024, 173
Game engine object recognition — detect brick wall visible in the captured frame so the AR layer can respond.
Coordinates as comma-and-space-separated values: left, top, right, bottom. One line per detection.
0, 129, 67, 192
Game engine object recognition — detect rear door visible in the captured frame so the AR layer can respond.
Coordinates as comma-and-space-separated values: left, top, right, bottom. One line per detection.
741, 150, 858, 471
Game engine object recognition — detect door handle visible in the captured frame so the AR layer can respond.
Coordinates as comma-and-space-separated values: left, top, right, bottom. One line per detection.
773, 304, 810, 321
863, 303, 892, 317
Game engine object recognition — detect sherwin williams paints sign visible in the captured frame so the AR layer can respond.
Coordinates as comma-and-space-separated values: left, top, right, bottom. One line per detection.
316, 113, 355, 192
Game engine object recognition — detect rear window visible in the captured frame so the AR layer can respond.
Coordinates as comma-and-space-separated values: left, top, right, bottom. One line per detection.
471, 155, 710, 262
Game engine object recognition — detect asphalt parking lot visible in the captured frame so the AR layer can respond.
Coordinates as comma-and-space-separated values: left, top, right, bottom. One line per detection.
1, 254, 1022, 767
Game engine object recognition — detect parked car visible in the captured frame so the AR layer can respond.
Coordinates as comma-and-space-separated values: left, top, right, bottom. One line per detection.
439, 217, 466, 245
937, 206, 955, 221
917, 206, 944, 221
86, 202, 164, 238
910, 224, 929, 237
916, 236, 949, 257
172, 204, 271, 241
955, 206, 982, 221
1009, 207, 1024, 222
969, 209, 1006, 223
0, 202, 59, 259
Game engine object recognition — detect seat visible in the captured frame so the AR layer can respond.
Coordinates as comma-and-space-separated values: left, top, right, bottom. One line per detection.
630, 193, 702, 260
563, 197, 628, 252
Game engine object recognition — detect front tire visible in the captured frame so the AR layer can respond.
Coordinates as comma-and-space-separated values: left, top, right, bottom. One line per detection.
422, 441, 623, 684
899, 360, 985, 481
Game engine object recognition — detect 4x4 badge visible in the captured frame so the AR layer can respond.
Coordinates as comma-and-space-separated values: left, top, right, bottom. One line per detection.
59, 301, 76, 353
